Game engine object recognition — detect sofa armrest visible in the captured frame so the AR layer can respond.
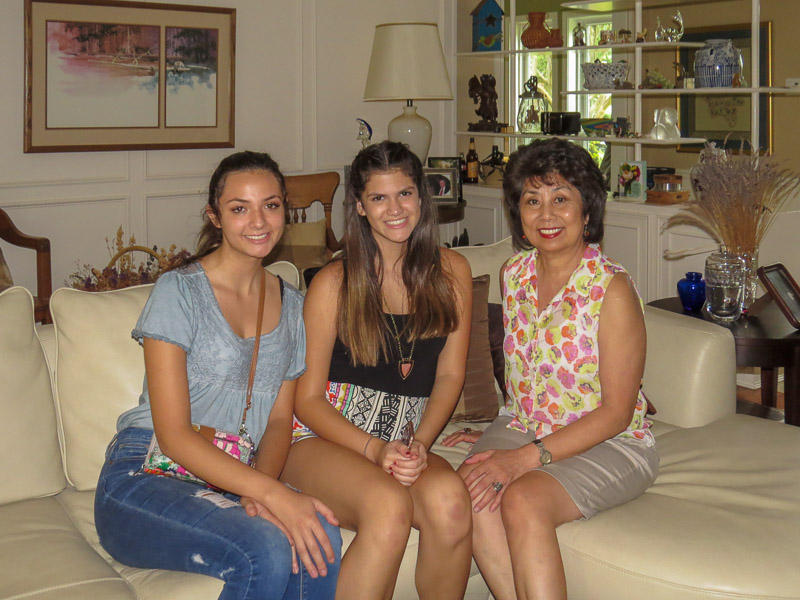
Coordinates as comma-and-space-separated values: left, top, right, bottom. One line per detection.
642, 306, 737, 428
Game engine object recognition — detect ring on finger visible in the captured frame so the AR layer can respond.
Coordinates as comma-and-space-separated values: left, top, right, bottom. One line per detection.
493, 481, 503, 492
463, 427, 473, 434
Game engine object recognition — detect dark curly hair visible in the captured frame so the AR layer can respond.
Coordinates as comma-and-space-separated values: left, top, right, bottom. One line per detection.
502, 138, 606, 251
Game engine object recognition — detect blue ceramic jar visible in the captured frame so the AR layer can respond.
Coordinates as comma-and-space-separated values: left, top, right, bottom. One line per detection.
677, 271, 706, 312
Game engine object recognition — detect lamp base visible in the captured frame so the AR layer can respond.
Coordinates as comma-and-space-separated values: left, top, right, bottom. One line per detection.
388, 104, 432, 163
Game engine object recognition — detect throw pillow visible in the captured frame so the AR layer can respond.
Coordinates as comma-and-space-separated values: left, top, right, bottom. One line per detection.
266, 220, 328, 282
450, 274, 501, 423
487, 302, 506, 398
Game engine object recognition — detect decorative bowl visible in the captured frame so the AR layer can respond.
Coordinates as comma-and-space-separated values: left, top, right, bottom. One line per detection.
581, 60, 630, 90
580, 118, 615, 137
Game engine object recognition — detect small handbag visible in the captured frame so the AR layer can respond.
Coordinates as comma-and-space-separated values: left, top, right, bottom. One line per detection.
142, 269, 267, 488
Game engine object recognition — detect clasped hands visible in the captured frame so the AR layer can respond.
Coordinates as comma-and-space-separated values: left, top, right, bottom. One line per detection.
371, 439, 428, 486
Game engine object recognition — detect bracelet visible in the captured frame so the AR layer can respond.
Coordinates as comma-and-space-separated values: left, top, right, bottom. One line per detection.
363, 436, 375, 457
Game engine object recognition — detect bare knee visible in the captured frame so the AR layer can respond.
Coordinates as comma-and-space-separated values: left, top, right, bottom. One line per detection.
356, 480, 413, 550
415, 472, 472, 545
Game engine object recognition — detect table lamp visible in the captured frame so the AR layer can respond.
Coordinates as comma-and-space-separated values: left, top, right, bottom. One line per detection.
363, 22, 453, 163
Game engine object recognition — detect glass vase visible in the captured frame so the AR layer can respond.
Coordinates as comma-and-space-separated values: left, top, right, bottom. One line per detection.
737, 247, 759, 313
677, 271, 705, 312
704, 247, 745, 322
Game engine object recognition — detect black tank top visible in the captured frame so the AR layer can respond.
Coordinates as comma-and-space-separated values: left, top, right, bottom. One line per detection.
328, 314, 447, 397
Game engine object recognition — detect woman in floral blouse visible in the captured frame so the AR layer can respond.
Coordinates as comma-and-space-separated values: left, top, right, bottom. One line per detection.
443, 138, 658, 600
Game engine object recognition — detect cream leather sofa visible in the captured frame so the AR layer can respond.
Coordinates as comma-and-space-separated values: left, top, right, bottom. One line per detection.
2, 238, 799, 600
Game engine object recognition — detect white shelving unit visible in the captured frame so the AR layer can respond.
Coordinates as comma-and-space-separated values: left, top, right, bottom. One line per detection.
453, 0, 795, 160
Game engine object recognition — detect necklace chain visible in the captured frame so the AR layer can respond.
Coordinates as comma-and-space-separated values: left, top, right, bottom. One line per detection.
383, 293, 415, 379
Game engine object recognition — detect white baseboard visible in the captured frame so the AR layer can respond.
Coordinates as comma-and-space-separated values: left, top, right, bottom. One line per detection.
736, 370, 785, 390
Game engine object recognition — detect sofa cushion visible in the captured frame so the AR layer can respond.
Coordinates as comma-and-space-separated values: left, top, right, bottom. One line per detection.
453, 237, 514, 305
0, 496, 135, 599
0, 287, 65, 504
556, 414, 800, 600
642, 306, 736, 428
57, 488, 224, 599
451, 275, 500, 422
51, 285, 153, 491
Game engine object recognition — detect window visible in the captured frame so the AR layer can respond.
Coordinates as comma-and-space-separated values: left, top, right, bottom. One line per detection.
566, 15, 613, 165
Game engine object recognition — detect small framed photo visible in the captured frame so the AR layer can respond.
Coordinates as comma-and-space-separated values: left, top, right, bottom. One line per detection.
617, 160, 647, 202
424, 167, 459, 203
757, 263, 800, 329
428, 156, 462, 199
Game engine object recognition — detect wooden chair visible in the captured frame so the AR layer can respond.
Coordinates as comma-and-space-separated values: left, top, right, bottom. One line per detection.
0, 208, 52, 323
283, 171, 341, 255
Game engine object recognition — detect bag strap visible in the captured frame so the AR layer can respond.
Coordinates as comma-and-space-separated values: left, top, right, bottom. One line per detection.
239, 269, 266, 436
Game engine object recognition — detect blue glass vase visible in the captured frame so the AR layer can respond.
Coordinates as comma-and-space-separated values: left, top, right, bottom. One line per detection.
677, 271, 706, 312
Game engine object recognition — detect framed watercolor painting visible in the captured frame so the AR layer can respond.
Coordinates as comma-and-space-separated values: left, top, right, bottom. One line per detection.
24, 0, 235, 153
676, 22, 771, 154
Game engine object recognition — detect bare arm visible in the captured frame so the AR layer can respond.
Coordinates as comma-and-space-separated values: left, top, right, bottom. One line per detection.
254, 378, 296, 479
413, 248, 473, 449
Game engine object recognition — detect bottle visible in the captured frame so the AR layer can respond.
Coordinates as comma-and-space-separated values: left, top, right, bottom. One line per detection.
458, 152, 466, 199
465, 138, 479, 183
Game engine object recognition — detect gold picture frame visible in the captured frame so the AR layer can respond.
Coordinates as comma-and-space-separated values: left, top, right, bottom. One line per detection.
24, 0, 235, 153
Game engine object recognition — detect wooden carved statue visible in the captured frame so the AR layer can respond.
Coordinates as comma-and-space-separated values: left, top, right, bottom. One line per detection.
467, 74, 507, 132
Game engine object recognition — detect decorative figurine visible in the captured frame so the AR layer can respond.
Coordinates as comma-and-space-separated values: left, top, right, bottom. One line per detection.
599, 29, 616, 45
471, 0, 504, 51
572, 22, 586, 47
467, 74, 508, 132
355, 118, 372, 149
636, 29, 648, 43
649, 108, 681, 140
618, 28, 632, 43
662, 10, 684, 42
654, 16, 665, 41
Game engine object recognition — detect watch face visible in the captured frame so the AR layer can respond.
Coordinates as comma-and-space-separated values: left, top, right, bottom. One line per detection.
534, 440, 552, 465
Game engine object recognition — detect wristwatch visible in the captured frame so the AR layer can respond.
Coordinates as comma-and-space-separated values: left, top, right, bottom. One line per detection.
532, 439, 552, 466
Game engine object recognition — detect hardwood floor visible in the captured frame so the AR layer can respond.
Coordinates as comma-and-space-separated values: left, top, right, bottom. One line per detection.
736, 386, 785, 422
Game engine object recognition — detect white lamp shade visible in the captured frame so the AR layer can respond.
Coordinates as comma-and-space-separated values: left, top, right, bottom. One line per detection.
363, 23, 453, 101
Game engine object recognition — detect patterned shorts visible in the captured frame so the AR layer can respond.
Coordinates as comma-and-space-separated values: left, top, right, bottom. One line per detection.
292, 381, 427, 443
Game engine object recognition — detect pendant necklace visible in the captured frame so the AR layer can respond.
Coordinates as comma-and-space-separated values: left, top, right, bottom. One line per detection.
385, 304, 416, 380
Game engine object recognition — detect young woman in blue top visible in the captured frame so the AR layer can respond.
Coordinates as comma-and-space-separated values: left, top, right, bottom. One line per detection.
283, 141, 474, 599
94, 151, 341, 600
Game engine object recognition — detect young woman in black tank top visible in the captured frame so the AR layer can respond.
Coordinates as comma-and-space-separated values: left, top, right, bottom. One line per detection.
282, 141, 474, 599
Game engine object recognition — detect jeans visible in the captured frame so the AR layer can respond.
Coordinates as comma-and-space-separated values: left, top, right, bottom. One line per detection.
95, 427, 341, 600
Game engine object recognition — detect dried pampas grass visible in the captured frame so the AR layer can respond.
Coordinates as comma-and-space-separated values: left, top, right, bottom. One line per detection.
665, 142, 800, 254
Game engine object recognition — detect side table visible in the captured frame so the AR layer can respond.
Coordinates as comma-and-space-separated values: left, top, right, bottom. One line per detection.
647, 296, 800, 427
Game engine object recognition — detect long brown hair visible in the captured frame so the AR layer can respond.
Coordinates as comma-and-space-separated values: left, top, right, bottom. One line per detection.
179, 151, 288, 266
337, 141, 459, 366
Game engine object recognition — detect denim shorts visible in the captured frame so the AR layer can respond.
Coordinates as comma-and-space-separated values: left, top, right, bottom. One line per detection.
94, 427, 341, 600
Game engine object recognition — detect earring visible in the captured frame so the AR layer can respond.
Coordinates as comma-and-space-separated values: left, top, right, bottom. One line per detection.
583, 224, 589, 241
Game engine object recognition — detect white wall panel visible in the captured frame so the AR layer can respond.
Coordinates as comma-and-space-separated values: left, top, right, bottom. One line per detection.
0, 0, 454, 292
145, 192, 207, 254
0, 199, 128, 293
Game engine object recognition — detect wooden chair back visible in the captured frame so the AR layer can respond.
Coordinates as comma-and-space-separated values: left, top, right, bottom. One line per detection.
0, 208, 52, 323
284, 171, 340, 254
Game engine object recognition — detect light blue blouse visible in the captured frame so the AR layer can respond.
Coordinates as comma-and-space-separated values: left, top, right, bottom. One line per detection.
117, 262, 306, 448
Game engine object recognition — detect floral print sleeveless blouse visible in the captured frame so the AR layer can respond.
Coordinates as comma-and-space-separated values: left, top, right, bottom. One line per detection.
502, 244, 654, 445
